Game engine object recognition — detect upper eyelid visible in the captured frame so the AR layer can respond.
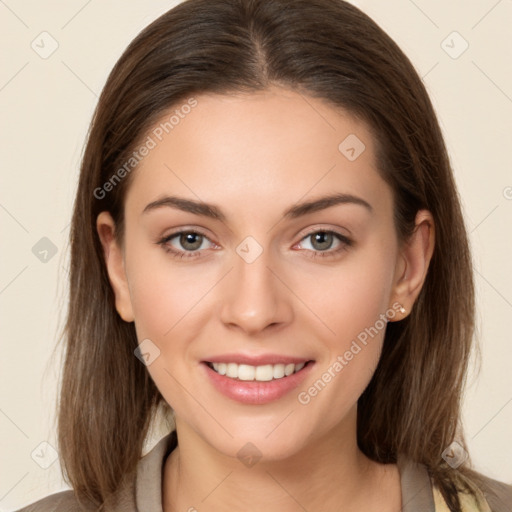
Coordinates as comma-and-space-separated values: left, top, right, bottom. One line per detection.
299, 226, 350, 239
160, 227, 350, 249
161, 228, 213, 244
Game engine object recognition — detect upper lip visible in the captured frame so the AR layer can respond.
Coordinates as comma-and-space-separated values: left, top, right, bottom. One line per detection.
203, 353, 314, 366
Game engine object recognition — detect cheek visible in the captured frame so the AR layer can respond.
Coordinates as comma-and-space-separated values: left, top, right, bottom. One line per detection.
124, 250, 210, 410
299, 240, 396, 405
128, 272, 180, 341
302, 241, 396, 343
124, 236, 215, 340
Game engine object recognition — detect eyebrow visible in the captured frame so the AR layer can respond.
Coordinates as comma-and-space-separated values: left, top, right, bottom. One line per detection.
142, 192, 373, 221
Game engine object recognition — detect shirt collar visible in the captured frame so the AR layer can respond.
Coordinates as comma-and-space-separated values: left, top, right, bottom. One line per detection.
135, 432, 435, 512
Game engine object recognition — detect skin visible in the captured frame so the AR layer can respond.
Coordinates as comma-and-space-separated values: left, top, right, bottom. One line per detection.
97, 85, 434, 512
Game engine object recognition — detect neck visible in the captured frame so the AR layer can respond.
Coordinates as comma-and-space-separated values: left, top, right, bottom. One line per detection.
162, 407, 400, 512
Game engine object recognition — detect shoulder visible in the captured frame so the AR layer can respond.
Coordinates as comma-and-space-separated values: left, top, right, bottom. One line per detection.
433, 473, 512, 512
13, 431, 178, 512
475, 473, 512, 512
13, 489, 97, 512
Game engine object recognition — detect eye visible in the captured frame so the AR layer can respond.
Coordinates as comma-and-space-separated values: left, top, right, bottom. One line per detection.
296, 229, 353, 259
157, 230, 216, 259
157, 228, 353, 260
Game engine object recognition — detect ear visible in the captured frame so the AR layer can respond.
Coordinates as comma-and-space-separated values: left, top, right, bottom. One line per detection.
96, 211, 135, 322
388, 209, 435, 321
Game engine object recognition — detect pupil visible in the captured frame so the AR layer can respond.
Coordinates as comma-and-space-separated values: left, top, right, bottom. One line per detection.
181, 233, 202, 250
313, 232, 332, 250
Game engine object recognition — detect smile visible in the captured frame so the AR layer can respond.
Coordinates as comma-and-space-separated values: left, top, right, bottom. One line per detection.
202, 360, 315, 405
206, 361, 308, 382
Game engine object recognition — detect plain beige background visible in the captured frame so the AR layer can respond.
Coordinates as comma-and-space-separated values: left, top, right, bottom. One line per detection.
1, 0, 511, 510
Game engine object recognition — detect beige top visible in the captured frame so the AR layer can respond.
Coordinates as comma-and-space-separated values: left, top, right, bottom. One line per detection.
15, 431, 512, 511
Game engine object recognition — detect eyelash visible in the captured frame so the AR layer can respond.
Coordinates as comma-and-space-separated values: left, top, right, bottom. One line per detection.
157, 228, 353, 261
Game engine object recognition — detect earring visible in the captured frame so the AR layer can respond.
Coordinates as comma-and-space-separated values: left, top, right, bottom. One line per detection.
399, 305, 406, 314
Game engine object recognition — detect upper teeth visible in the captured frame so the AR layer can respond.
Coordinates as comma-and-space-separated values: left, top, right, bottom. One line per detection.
211, 362, 306, 381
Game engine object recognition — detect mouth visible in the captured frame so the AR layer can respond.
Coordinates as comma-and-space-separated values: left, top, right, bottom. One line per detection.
204, 360, 314, 382
200, 352, 316, 404
202, 359, 315, 404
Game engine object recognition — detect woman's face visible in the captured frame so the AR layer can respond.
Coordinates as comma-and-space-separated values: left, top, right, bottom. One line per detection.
99, 86, 422, 460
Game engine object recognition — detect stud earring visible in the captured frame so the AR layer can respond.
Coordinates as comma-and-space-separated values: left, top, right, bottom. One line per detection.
399, 305, 406, 314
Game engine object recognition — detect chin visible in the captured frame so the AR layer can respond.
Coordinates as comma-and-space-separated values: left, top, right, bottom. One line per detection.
192, 416, 314, 464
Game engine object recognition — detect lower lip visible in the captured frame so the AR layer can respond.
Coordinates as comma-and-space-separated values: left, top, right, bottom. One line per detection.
202, 361, 315, 405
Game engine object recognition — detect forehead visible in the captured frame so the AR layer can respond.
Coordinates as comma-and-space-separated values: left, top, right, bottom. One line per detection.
125, 87, 391, 221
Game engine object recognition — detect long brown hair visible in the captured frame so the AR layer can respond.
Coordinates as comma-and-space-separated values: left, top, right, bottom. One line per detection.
58, 0, 495, 510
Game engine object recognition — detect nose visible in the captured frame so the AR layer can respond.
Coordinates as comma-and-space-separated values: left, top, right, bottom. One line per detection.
219, 245, 293, 336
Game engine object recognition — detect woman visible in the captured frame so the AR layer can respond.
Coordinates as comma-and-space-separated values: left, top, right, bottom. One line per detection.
16, 0, 511, 511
